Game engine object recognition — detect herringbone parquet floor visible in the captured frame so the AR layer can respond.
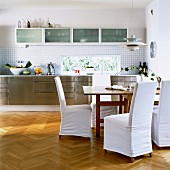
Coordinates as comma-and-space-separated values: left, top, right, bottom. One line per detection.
0, 111, 170, 170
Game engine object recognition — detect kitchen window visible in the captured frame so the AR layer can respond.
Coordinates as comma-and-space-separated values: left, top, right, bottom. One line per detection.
61, 55, 121, 75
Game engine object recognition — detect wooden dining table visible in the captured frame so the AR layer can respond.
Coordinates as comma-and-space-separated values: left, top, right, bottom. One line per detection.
83, 86, 133, 137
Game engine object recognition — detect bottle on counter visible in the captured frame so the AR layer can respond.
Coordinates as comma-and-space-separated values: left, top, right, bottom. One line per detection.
142, 62, 148, 77
138, 62, 143, 75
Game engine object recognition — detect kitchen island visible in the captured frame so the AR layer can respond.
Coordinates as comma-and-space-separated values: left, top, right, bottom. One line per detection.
0, 75, 137, 111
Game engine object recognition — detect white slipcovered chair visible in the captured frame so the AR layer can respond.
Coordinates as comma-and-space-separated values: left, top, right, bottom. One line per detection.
54, 76, 91, 138
91, 74, 117, 127
152, 80, 170, 147
104, 82, 157, 162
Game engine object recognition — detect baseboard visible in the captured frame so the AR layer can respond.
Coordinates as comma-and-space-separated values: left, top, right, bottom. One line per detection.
0, 105, 60, 111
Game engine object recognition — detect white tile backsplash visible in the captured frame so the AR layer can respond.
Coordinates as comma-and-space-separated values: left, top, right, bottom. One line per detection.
0, 45, 145, 75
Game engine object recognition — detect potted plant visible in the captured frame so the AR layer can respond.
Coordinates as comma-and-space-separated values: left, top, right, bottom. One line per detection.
85, 66, 94, 75
115, 64, 157, 81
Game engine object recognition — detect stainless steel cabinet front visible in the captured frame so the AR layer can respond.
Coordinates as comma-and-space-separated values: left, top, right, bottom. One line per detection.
60, 76, 75, 105
2, 75, 100, 106
34, 82, 55, 93
0, 78, 8, 105
34, 93, 59, 105
111, 76, 137, 87
33, 77, 58, 105
8, 77, 34, 105
74, 76, 92, 104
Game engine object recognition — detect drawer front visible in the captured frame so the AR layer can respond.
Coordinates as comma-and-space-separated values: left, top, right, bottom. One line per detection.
8, 77, 33, 105
9, 98, 33, 105
0, 75, 8, 105
0, 92, 8, 98
124, 76, 137, 82
0, 77, 8, 84
66, 98, 75, 105
75, 82, 91, 93
34, 93, 59, 105
0, 98, 8, 105
75, 76, 92, 82
65, 92, 75, 105
63, 87, 74, 93
75, 94, 90, 104
111, 76, 119, 82
33, 76, 55, 82
0, 87, 8, 93
111, 76, 137, 86
34, 82, 55, 92
62, 82, 75, 93
60, 76, 75, 82
65, 92, 75, 98
124, 82, 137, 87
118, 76, 126, 82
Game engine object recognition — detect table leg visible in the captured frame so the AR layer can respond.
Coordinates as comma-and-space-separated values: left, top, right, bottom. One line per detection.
128, 94, 133, 112
124, 98, 128, 113
96, 94, 100, 138
119, 95, 123, 114
123, 94, 133, 113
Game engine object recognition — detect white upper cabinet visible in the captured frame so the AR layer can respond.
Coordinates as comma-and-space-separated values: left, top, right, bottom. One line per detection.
101, 28, 127, 42
15, 28, 127, 44
73, 28, 99, 43
16, 28, 43, 43
45, 28, 71, 43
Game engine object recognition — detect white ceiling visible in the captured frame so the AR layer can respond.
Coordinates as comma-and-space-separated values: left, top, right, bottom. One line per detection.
0, 0, 153, 9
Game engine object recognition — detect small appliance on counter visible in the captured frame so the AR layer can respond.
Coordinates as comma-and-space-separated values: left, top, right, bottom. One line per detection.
47, 62, 55, 75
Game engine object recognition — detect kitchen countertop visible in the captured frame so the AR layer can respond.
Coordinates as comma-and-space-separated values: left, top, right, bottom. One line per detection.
0, 74, 59, 77
0, 74, 92, 78
0, 74, 138, 77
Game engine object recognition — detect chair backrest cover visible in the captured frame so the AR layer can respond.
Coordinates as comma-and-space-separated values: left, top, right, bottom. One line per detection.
157, 80, 170, 125
92, 74, 111, 102
129, 82, 157, 127
54, 77, 66, 112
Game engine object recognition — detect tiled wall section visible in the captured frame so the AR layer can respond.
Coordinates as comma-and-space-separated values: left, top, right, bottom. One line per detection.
0, 45, 145, 75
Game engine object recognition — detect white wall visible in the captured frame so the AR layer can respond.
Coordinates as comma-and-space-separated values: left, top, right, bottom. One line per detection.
145, 0, 159, 74
0, 8, 146, 76
145, 0, 170, 79
0, 8, 146, 45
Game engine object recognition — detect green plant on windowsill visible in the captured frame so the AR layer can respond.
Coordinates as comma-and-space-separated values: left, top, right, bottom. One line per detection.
115, 65, 156, 81
85, 66, 94, 69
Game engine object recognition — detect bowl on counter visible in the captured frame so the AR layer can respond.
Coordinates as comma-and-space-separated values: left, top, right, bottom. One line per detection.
9, 68, 30, 75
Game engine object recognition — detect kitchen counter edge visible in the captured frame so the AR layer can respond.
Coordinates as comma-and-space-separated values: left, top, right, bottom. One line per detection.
0, 74, 138, 77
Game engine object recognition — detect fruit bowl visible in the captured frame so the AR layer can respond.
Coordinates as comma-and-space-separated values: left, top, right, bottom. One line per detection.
9, 68, 28, 75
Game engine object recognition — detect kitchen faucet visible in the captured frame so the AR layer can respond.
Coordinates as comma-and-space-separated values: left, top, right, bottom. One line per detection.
47, 62, 55, 75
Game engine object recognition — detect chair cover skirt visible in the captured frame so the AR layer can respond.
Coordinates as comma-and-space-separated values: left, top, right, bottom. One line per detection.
104, 114, 152, 157
60, 105, 91, 138
104, 82, 157, 159
54, 77, 91, 138
152, 81, 170, 147
152, 108, 170, 147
